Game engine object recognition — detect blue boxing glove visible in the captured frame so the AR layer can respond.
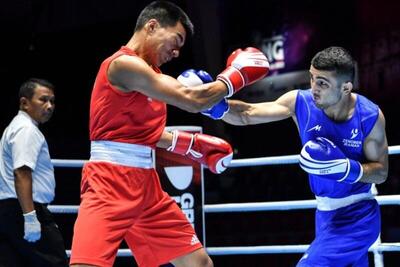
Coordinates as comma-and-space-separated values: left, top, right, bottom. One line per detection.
299, 137, 363, 184
177, 69, 228, 119
201, 98, 229, 120
177, 69, 213, 86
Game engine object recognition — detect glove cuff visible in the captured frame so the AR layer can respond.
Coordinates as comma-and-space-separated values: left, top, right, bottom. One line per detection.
167, 130, 194, 155
217, 66, 244, 97
338, 159, 363, 184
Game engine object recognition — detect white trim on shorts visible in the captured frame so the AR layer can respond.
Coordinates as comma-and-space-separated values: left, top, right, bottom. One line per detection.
90, 140, 154, 169
315, 191, 374, 211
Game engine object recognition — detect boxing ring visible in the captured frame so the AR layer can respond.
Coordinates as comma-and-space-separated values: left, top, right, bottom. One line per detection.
49, 145, 400, 263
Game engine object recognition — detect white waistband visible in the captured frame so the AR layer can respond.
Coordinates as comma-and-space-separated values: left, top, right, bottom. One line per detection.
315, 191, 374, 211
90, 141, 154, 169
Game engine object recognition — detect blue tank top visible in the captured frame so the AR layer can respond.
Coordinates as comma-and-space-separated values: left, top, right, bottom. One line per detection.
295, 89, 379, 198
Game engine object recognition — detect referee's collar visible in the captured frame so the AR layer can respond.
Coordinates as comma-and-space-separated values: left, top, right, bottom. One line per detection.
18, 110, 39, 127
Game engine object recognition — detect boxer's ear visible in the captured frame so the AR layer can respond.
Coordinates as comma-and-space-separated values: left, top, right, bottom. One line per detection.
342, 81, 353, 95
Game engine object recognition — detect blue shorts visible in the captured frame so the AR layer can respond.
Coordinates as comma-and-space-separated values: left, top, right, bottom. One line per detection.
297, 199, 380, 267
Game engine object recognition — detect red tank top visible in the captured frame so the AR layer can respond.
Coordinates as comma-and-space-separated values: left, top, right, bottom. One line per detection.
89, 46, 167, 148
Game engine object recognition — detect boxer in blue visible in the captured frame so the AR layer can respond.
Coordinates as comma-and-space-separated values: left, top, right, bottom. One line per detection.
204, 46, 389, 266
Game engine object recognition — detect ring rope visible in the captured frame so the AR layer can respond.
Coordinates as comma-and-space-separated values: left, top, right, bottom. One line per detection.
64, 243, 400, 257
48, 195, 400, 214
205, 243, 400, 255
203, 195, 400, 213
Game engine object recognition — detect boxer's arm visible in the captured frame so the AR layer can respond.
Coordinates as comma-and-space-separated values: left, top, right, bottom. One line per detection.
108, 55, 227, 113
223, 90, 298, 125
156, 131, 173, 149
359, 110, 388, 184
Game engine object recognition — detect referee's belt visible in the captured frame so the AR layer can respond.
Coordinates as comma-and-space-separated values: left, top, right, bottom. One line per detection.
90, 140, 154, 169
315, 191, 374, 211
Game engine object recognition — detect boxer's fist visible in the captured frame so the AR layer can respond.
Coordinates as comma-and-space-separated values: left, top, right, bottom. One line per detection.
177, 69, 213, 87
167, 130, 233, 174
201, 98, 229, 119
299, 137, 363, 184
177, 69, 228, 119
217, 47, 269, 97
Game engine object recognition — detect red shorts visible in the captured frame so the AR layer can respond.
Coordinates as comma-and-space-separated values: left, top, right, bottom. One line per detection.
70, 162, 202, 267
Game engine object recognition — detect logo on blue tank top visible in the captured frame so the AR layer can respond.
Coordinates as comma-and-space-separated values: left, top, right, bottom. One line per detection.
351, 128, 359, 139
342, 128, 362, 148
307, 125, 322, 132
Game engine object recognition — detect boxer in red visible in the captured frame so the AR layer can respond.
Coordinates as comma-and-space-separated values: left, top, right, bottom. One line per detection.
69, 1, 269, 266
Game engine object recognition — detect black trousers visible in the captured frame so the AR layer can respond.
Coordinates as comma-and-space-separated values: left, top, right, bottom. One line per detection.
0, 198, 68, 267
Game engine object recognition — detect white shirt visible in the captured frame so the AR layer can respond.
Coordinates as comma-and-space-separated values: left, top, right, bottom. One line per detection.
0, 111, 55, 203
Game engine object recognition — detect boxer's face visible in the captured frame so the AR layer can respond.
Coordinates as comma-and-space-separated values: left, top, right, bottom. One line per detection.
147, 20, 186, 67
309, 66, 343, 109
21, 85, 55, 124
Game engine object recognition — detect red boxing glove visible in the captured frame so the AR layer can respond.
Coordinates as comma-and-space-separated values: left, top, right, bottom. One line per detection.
167, 130, 233, 174
217, 47, 270, 97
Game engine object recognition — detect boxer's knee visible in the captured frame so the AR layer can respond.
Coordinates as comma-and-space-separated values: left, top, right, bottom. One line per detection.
171, 248, 213, 267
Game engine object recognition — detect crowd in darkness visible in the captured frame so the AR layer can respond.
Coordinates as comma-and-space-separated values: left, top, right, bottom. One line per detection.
1, 0, 400, 266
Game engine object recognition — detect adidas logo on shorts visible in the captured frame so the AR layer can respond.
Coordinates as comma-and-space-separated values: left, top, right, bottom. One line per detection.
191, 235, 200, 245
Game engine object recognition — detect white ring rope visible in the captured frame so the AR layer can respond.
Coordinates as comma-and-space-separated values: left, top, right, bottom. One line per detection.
52, 159, 87, 167
48, 195, 400, 214
203, 195, 400, 213
63, 243, 400, 257
229, 145, 400, 168
205, 243, 400, 255
51, 145, 400, 256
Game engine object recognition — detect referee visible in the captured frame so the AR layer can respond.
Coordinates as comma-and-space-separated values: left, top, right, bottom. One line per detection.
0, 78, 68, 267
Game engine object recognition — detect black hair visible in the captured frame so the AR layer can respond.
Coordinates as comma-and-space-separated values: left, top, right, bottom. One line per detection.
311, 46, 355, 83
135, 1, 194, 36
19, 78, 55, 100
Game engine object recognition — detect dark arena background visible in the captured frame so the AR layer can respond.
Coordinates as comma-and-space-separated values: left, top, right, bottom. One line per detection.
1, 0, 400, 266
